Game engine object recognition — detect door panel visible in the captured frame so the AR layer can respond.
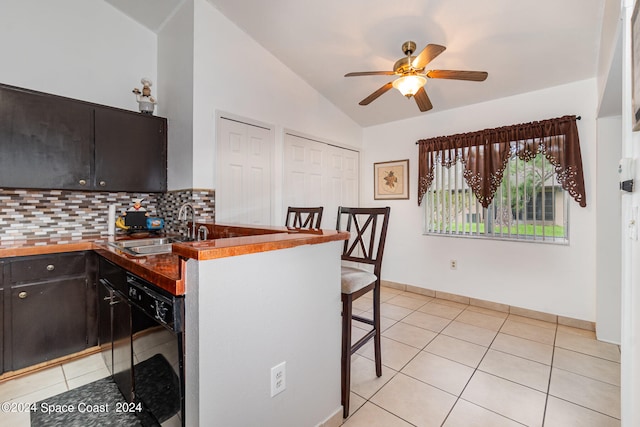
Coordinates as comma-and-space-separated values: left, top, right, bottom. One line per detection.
283, 133, 359, 228
217, 118, 272, 225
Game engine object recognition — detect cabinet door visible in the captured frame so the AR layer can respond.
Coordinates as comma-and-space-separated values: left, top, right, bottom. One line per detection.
0, 85, 94, 190
94, 107, 167, 192
98, 280, 113, 375
11, 278, 87, 370
111, 291, 133, 402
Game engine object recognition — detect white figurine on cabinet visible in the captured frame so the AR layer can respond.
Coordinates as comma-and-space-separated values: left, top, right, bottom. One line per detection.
132, 78, 156, 115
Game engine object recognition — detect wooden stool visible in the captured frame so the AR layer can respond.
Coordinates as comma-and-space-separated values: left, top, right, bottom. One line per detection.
285, 206, 323, 228
337, 206, 390, 418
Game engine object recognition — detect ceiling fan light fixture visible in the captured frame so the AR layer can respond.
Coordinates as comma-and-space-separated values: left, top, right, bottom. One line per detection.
392, 75, 426, 97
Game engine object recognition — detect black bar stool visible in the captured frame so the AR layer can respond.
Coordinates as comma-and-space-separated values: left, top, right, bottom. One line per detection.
285, 206, 323, 228
337, 206, 390, 418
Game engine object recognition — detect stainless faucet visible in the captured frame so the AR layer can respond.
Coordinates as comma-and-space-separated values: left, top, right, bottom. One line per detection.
177, 202, 196, 240
197, 225, 209, 241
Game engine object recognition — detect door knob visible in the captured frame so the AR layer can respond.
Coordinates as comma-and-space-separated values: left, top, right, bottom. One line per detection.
99, 180, 106, 187
46, 264, 55, 271
79, 179, 87, 186
18, 291, 28, 299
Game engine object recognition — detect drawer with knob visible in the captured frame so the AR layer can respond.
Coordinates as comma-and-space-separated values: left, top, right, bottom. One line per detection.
9, 252, 87, 283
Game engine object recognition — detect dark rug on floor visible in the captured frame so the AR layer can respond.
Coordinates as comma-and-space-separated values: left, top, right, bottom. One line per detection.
133, 353, 181, 424
30, 354, 180, 427
30, 377, 142, 427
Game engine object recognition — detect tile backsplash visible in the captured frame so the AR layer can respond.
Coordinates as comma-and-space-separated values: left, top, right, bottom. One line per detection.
0, 188, 215, 241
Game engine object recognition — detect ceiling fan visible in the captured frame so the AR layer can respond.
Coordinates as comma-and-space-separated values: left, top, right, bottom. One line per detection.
345, 41, 488, 112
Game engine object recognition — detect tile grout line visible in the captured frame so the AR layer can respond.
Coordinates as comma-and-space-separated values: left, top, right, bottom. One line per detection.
540, 321, 558, 427
438, 307, 507, 426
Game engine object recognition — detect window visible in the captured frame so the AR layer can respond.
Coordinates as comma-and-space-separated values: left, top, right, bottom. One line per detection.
417, 115, 585, 244
423, 149, 569, 243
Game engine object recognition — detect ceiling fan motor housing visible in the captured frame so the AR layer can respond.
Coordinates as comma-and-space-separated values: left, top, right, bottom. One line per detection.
401, 41, 416, 56
393, 56, 418, 74
394, 41, 420, 74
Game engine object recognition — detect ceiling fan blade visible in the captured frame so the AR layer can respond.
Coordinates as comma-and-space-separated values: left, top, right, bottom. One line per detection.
345, 71, 396, 77
359, 82, 394, 105
414, 87, 433, 112
426, 70, 488, 81
412, 44, 446, 69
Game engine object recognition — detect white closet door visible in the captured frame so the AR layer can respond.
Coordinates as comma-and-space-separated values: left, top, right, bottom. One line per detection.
217, 117, 272, 225
283, 133, 359, 228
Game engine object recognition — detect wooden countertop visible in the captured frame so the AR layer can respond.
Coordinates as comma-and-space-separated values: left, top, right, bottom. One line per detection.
172, 224, 349, 260
0, 225, 349, 296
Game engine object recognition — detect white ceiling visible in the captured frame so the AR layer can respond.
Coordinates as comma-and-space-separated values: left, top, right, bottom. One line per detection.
105, 0, 606, 127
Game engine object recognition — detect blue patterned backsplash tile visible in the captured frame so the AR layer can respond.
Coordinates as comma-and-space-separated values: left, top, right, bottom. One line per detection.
0, 188, 215, 241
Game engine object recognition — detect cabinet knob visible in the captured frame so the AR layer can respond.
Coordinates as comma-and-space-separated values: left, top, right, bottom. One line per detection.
99, 180, 106, 187
46, 264, 55, 271
79, 179, 87, 186
18, 291, 28, 299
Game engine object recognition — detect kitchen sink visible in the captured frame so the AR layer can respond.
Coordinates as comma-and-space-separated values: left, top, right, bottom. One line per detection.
108, 237, 179, 256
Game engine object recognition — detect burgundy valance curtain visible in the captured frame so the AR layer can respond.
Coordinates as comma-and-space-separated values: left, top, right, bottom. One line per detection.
416, 115, 586, 208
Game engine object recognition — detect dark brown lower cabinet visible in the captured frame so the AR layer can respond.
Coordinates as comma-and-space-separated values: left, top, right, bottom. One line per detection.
11, 278, 87, 370
3, 252, 97, 373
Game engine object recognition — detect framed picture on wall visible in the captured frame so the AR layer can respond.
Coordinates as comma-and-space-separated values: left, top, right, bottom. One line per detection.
374, 159, 409, 200
632, 0, 640, 131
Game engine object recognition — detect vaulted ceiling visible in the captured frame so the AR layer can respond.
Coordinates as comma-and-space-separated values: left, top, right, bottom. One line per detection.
105, 0, 606, 127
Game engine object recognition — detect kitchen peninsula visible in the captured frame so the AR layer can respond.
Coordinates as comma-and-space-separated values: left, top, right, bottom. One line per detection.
177, 225, 348, 427
0, 224, 349, 427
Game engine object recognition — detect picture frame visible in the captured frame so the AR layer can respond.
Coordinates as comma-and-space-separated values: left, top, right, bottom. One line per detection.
633, 0, 640, 131
374, 159, 409, 200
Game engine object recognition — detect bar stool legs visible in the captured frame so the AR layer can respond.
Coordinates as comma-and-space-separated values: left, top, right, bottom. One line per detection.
341, 282, 382, 418
341, 293, 353, 419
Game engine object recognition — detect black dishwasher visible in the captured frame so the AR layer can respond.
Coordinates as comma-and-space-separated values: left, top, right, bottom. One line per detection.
98, 258, 133, 402
98, 257, 185, 426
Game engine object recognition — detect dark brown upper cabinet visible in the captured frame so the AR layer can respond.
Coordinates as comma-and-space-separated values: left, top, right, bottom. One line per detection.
94, 107, 166, 192
0, 83, 167, 193
0, 85, 94, 190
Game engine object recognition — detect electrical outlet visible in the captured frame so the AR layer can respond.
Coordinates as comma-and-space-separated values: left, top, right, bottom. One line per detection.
450, 259, 457, 270
270, 361, 286, 397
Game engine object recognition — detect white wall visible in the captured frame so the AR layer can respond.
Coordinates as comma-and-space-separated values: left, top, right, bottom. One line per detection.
186, 241, 343, 427
362, 79, 598, 322
596, 116, 622, 343
621, 1, 640, 424
189, 0, 362, 190
158, 0, 195, 190
0, 0, 157, 113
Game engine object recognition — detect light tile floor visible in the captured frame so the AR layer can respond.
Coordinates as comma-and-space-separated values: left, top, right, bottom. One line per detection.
343, 286, 621, 427
0, 326, 181, 427
0, 286, 621, 427
0, 353, 110, 426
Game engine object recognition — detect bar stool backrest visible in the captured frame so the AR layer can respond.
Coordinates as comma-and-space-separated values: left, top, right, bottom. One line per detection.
285, 206, 324, 229
336, 206, 391, 278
